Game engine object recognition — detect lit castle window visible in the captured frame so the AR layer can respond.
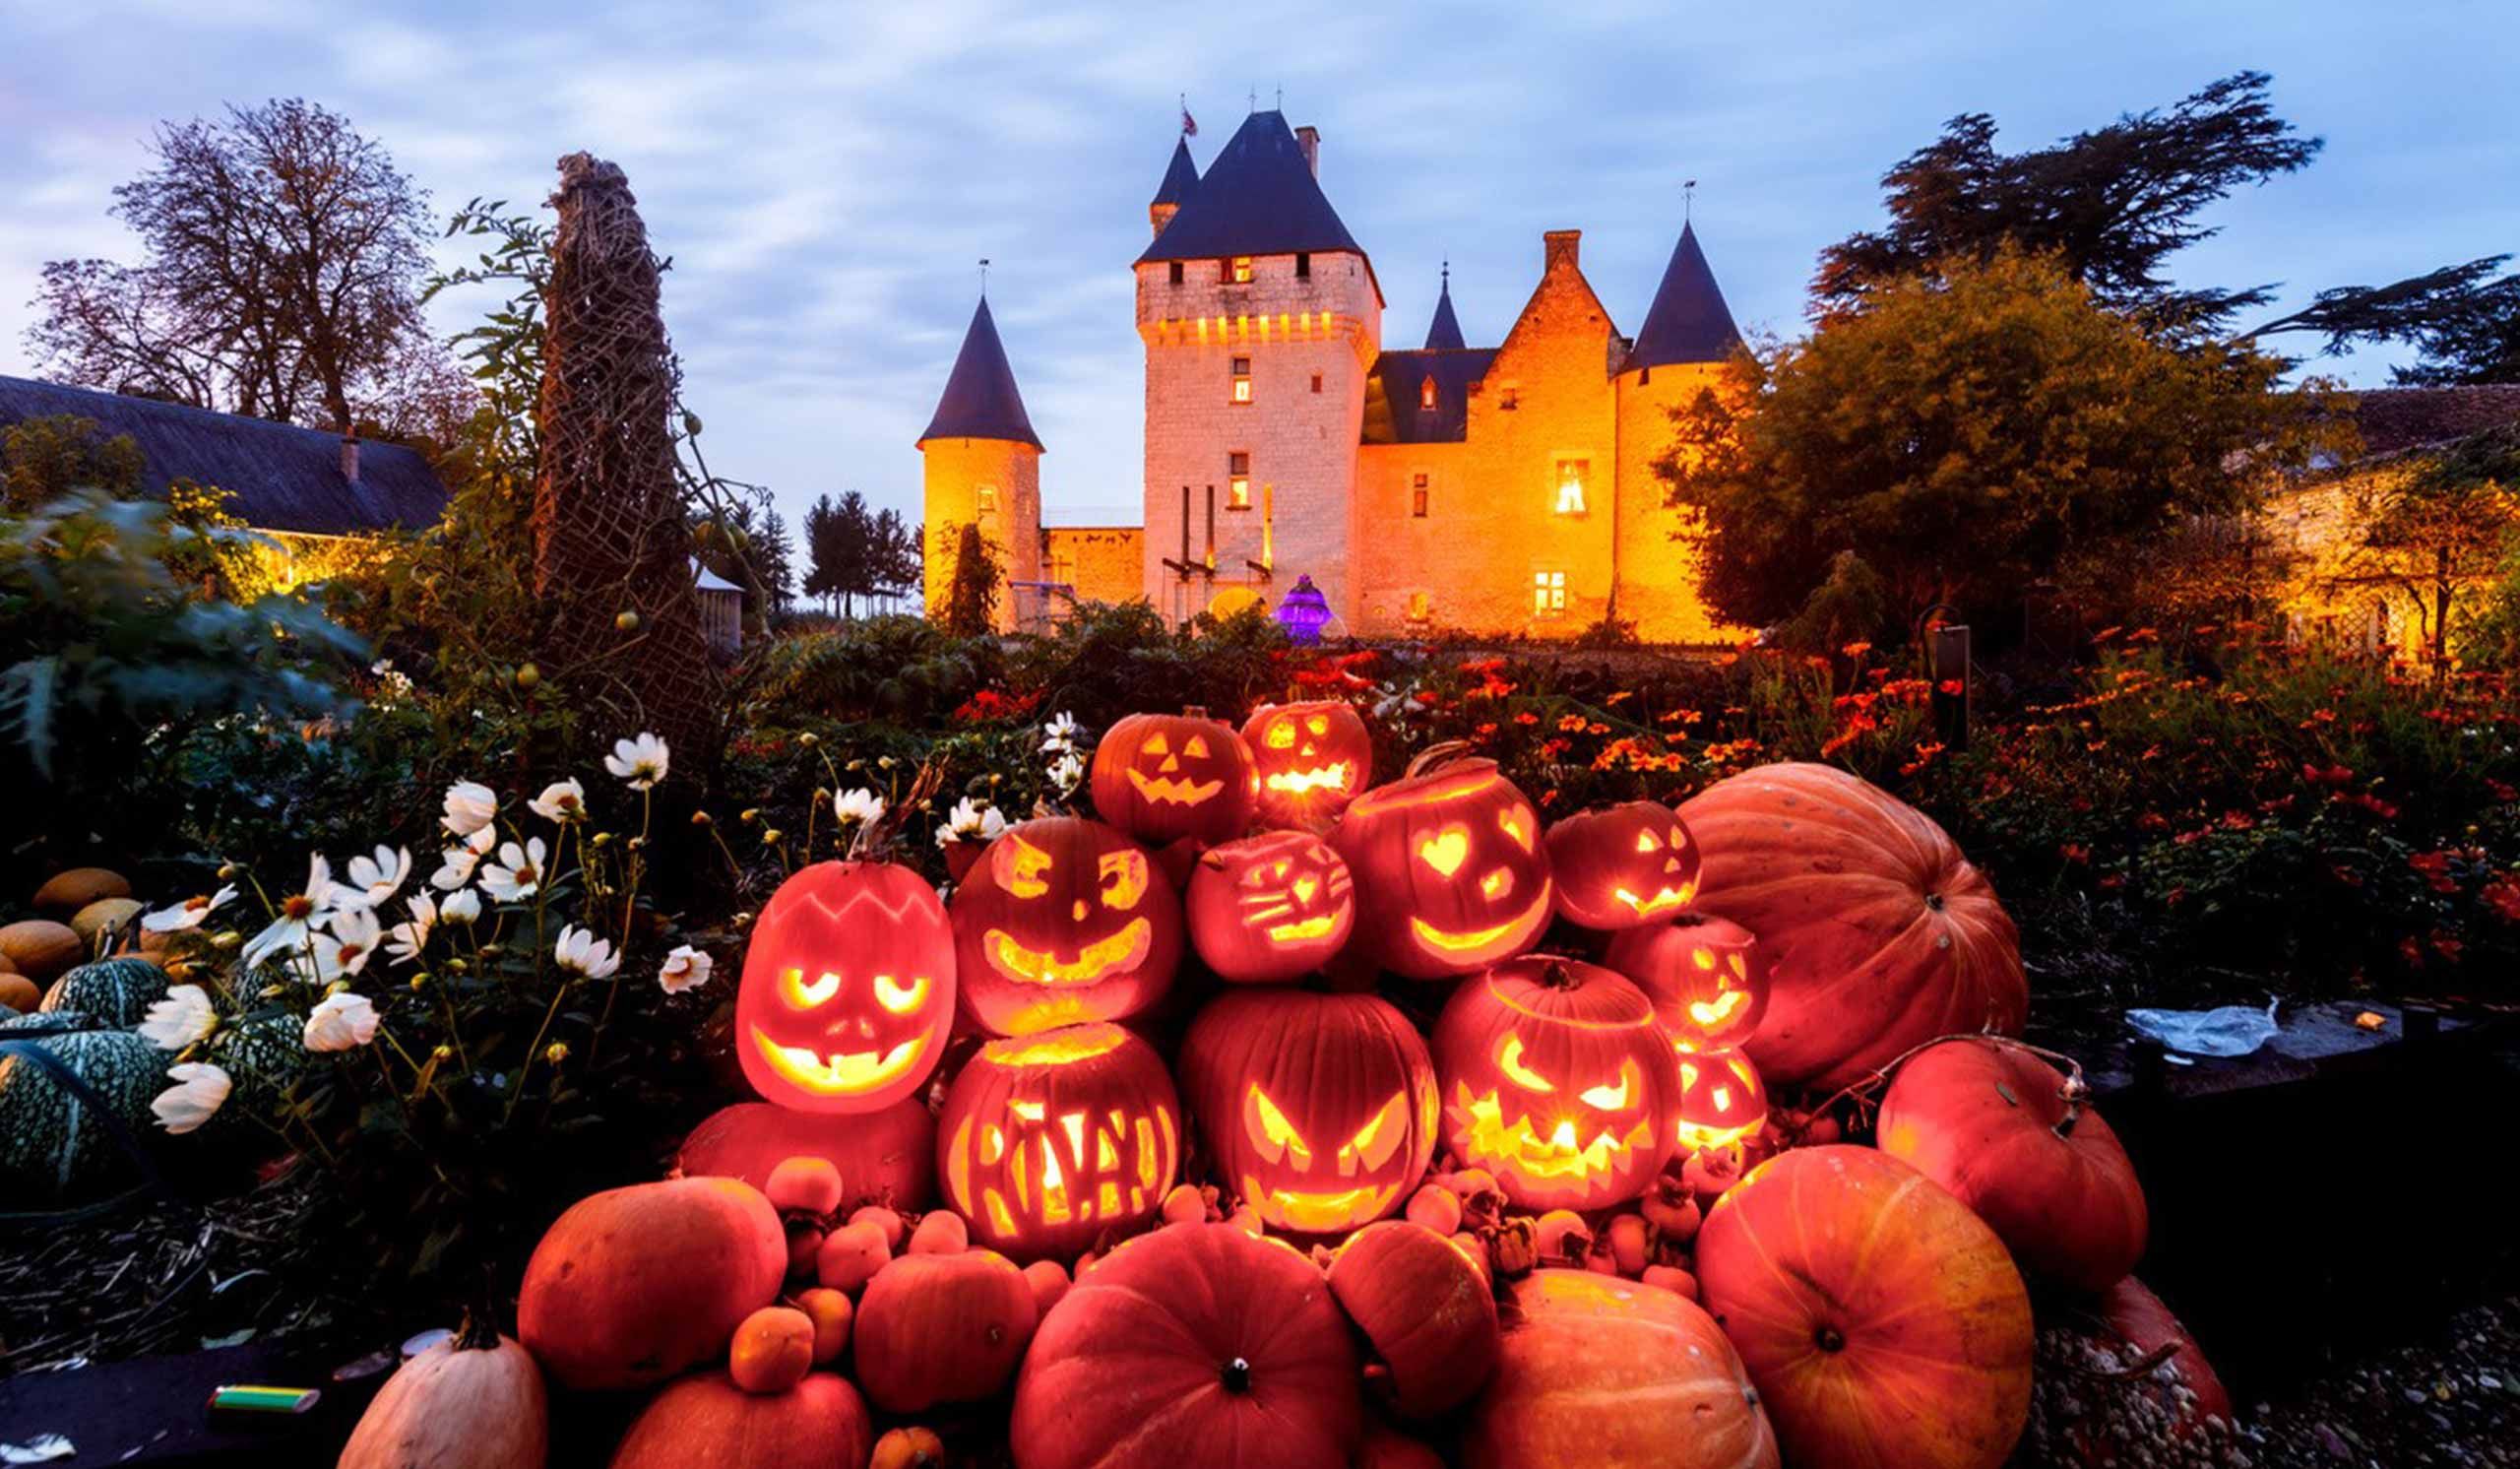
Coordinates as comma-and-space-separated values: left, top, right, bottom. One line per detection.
1553, 459, 1590, 515
976, 484, 998, 514
1419, 376, 1437, 410
1533, 570, 1567, 616
1228, 256, 1254, 285
1231, 356, 1252, 404
1228, 452, 1251, 510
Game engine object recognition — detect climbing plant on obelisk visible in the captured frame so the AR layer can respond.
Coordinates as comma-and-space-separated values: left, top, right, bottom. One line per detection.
530, 153, 717, 761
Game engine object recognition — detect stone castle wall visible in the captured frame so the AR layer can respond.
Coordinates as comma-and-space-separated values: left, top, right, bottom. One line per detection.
921, 436, 1040, 632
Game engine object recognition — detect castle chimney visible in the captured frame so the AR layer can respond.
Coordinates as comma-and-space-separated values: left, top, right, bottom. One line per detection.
1294, 125, 1319, 178
1544, 229, 1581, 273
340, 433, 360, 485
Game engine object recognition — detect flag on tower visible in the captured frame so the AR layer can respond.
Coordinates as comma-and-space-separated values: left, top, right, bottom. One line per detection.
1181, 104, 1198, 138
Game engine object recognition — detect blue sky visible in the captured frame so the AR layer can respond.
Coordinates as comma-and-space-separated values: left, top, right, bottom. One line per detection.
3, 0, 2513, 535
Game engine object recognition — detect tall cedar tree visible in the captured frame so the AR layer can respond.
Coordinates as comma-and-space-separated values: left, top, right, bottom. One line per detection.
941, 522, 1001, 637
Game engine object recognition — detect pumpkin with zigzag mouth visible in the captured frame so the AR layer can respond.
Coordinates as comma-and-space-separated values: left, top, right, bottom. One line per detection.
735, 861, 956, 1113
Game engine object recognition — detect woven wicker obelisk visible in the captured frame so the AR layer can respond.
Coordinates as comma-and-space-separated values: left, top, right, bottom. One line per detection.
530, 153, 717, 760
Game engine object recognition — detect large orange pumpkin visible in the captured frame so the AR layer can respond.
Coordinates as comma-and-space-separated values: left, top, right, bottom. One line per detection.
1186, 831, 1355, 983
1325, 1221, 1499, 1420
735, 861, 956, 1113
951, 817, 1184, 1036
1090, 709, 1260, 847
1878, 1037, 2148, 1294
1179, 988, 1439, 1235
1462, 1268, 1778, 1469
1603, 913, 1769, 1053
1544, 801, 1701, 929
1329, 752, 1553, 980
1694, 1146, 2034, 1469
1681, 763, 2026, 1091
1242, 699, 1373, 829
1010, 1223, 1362, 1469
608, 1372, 872, 1469
517, 1178, 787, 1392
853, 1247, 1040, 1413
936, 1023, 1181, 1261
1430, 957, 1676, 1212
674, 1098, 935, 1210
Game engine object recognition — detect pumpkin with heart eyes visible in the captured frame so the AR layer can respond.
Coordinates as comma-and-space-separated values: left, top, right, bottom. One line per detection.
1187, 831, 1356, 984
1546, 800, 1703, 929
1431, 956, 1677, 1212
1090, 710, 1259, 847
1242, 700, 1373, 829
735, 861, 957, 1113
1329, 751, 1554, 980
1605, 913, 1771, 1053
951, 818, 1185, 1037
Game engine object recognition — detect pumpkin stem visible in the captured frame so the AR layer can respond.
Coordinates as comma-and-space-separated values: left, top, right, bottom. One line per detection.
1402, 739, 1480, 780
1220, 1356, 1253, 1393
453, 1307, 500, 1352
1813, 1324, 1847, 1354
1537, 957, 1582, 990
1183, 704, 1210, 719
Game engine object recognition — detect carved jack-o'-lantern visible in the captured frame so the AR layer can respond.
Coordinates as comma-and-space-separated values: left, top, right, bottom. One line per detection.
1431, 956, 1677, 1211
736, 862, 956, 1113
951, 818, 1184, 1037
1180, 988, 1440, 1235
1328, 751, 1554, 981
1089, 710, 1259, 847
1545, 801, 1702, 930
937, 1023, 1180, 1263
1186, 832, 1355, 984
1672, 1047, 1769, 1157
1242, 700, 1373, 829
1604, 914, 1771, 1053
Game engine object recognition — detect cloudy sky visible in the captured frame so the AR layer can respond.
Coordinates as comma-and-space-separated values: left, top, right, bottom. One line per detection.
3, 0, 2512, 535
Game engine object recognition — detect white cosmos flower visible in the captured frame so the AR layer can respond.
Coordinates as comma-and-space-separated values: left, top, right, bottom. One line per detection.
1047, 751, 1085, 796
936, 797, 1008, 848
343, 845, 411, 909
386, 892, 438, 965
605, 733, 670, 791
442, 780, 497, 838
139, 986, 219, 1052
553, 924, 620, 981
430, 825, 496, 890
152, 1062, 231, 1134
311, 907, 384, 981
529, 778, 588, 824
438, 887, 482, 925
1040, 712, 1081, 753
479, 838, 548, 904
145, 884, 237, 933
832, 788, 885, 826
658, 944, 711, 994
241, 855, 343, 970
302, 991, 381, 1053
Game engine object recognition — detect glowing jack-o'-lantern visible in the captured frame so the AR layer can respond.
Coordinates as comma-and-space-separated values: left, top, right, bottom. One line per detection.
1089, 710, 1260, 847
1605, 913, 1770, 1053
936, 1022, 1180, 1263
1672, 1047, 1769, 1157
1545, 801, 1702, 930
1431, 956, 1677, 1211
1187, 831, 1355, 984
1180, 988, 1440, 1235
735, 862, 956, 1113
1328, 750, 1554, 980
951, 818, 1184, 1037
1242, 700, 1373, 829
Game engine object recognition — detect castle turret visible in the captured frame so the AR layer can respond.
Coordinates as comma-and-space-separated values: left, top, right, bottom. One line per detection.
1613, 219, 1743, 642
919, 294, 1043, 631
1423, 263, 1466, 350
1150, 136, 1199, 239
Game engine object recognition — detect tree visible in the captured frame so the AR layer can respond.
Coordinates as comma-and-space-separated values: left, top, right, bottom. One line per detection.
1657, 249, 2336, 631
803, 490, 902, 616
871, 506, 920, 605
2337, 425, 2520, 665
2, 415, 145, 511
941, 522, 1000, 637
29, 99, 446, 431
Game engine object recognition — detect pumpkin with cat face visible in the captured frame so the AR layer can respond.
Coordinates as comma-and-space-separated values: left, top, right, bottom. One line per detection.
1187, 832, 1355, 984
1242, 700, 1373, 829
1090, 710, 1259, 847
736, 862, 956, 1113
951, 818, 1184, 1037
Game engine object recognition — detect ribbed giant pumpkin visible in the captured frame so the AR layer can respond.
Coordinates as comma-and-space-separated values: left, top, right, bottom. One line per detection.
1604, 913, 1769, 1053
1544, 801, 1702, 929
1011, 1223, 1363, 1469
735, 861, 955, 1113
1325, 1221, 1499, 1420
1090, 709, 1259, 846
1431, 957, 1676, 1212
1180, 988, 1438, 1234
1243, 699, 1372, 828
1329, 751, 1553, 980
951, 818, 1183, 1036
1681, 763, 2026, 1091
609, 1372, 872, 1469
1878, 1038, 2148, 1294
1672, 1047, 1769, 1157
1187, 831, 1355, 983
1463, 1268, 1778, 1469
675, 1097, 936, 1209
1695, 1146, 2034, 1469
937, 1022, 1181, 1261
517, 1178, 787, 1392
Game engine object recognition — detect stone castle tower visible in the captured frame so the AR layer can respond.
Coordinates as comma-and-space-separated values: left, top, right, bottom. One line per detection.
917, 295, 1042, 632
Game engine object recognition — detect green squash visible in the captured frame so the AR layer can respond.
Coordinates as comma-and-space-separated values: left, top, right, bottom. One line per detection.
210, 1009, 309, 1107
36, 958, 172, 1027
0, 1011, 165, 1205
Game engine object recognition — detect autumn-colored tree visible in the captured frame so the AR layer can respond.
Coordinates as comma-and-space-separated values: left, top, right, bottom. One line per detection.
2, 415, 144, 511
1657, 249, 2337, 631
2338, 425, 2520, 665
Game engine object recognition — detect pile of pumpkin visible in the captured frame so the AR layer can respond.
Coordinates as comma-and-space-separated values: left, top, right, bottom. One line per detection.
344, 705, 2239, 1469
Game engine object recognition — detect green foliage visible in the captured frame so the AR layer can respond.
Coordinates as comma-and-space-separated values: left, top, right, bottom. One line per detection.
800, 490, 916, 615
746, 614, 994, 726
941, 521, 999, 637
1772, 550, 1893, 654
3, 415, 145, 511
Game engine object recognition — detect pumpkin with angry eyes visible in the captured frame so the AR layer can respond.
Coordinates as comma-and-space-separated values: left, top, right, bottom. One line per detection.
1432, 956, 1678, 1212
937, 1023, 1181, 1262
1328, 750, 1554, 980
1605, 914, 1771, 1053
952, 818, 1184, 1037
1242, 700, 1373, 828
1673, 1047, 1770, 1157
1179, 988, 1440, 1235
1187, 832, 1355, 983
1546, 801, 1702, 929
735, 862, 956, 1113
1090, 710, 1259, 847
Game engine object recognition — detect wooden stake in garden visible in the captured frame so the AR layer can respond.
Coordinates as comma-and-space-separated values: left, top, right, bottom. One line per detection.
530, 152, 717, 760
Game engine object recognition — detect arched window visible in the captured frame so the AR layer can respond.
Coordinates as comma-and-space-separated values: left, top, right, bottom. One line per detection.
1419, 375, 1437, 410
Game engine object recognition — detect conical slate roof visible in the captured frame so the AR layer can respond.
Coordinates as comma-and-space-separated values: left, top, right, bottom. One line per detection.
1135, 110, 1364, 266
1626, 222, 1741, 371
1152, 136, 1200, 209
1424, 272, 1466, 351
917, 296, 1041, 451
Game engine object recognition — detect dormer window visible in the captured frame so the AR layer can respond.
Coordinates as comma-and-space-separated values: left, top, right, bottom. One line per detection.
1231, 356, 1252, 404
1553, 458, 1589, 516
1225, 256, 1253, 285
